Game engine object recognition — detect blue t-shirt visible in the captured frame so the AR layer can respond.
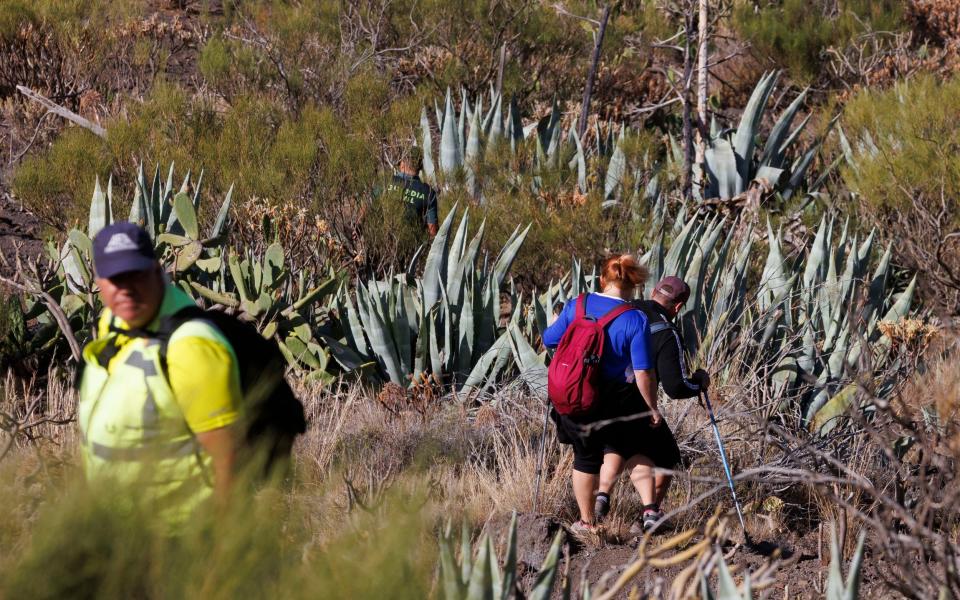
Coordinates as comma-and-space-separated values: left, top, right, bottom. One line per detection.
543, 293, 653, 383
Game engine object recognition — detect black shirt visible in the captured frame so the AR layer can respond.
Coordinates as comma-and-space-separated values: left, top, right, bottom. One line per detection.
387, 173, 439, 226
635, 300, 702, 399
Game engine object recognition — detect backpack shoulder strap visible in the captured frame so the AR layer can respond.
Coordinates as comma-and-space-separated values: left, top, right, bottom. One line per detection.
155, 306, 210, 381
574, 294, 589, 320
649, 321, 676, 335
597, 302, 634, 328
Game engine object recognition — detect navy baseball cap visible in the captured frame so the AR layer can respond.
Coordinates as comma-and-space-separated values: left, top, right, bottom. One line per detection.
92, 222, 157, 279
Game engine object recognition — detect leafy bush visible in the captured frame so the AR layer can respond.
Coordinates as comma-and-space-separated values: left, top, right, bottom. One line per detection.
841, 74, 960, 313
734, 0, 904, 82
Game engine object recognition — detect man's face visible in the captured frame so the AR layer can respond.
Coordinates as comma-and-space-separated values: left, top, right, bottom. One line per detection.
96, 265, 164, 328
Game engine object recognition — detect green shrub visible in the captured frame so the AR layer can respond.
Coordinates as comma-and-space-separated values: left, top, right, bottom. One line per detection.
733, 0, 904, 82
841, 74, 960, 310
11, 127, 111, 228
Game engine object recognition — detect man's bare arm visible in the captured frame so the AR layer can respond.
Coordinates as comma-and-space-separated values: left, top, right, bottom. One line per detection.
634, 368, 662, 427
197, 426, 236, 503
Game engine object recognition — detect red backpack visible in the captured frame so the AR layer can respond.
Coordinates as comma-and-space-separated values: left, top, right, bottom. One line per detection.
547, 294, 634, 417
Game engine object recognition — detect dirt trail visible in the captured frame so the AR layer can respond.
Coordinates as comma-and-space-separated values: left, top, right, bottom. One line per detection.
497, 513, 900, 599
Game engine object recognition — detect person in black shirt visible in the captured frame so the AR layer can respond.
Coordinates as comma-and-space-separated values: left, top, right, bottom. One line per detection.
386, 146, 439, 237
593, 276, 711, 530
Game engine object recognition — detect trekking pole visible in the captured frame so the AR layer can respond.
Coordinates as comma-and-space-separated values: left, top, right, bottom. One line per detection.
701, 389, 750, 543
532, 399, 550, 514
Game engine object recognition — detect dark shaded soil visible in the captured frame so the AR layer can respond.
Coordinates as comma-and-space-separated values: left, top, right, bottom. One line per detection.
0, 188, 44, 278
491, 513, 904, 599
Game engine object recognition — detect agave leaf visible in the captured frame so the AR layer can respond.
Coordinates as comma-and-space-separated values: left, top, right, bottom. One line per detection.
88, 176, 110, 238
881, 275, 917, 323
491, 224, 531, 291
439, 535, 467, 600
604, 126, 626, 200
464, 534, 494, 600
498, 513, 518, 600
867, 243, 893, 313
211, 185, 233, 239
760, 88, 808, 167
393, 281, 413, 377
810, 383, 858, 435
507, 95, 523, 152
662, 217, 698, 278
827, 525, 867, 600
441, 88, 463, 174
733, 70, 779, 189
705, 137, 739, 200
759, 220, 789, 311
448, 220, 485, 308
571, 130, 588, 193
466, 107, 482, 164
509, 323, 547, 399
342, 292, 371, 357
447, 209, 471, 286
129, 175, 148, 229
423, 205, 458, 310
527, 530, 564, 600
456, 280, 476, 379
360, 289, 405, 385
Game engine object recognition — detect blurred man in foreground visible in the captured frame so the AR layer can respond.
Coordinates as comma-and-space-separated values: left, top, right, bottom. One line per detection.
78, 222, 240, 529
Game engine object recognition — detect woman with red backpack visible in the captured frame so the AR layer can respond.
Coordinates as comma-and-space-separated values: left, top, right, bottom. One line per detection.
543, 254, 680, 534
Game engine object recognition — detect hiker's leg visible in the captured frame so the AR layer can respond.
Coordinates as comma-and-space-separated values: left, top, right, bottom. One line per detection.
624, 453, 656, 506
572, 469, 599, 523
598, 452, 624, 495
655, 473, 673, 505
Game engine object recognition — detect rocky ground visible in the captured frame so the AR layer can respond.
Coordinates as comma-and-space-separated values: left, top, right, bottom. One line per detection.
496, 513, 899, 599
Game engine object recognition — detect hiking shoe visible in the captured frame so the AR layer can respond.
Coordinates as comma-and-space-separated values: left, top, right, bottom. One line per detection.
594, 493, 611, 522
569, 520, 597, 536
642, 509, 665, 532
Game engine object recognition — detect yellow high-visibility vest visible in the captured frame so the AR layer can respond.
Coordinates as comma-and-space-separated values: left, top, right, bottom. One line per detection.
78, 287, 231, 529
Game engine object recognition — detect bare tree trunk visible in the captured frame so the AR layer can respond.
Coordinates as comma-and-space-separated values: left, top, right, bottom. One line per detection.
496, 43, 506, 96
695, 0, 709, 171
681, 10, 695, 200
577, 5, 611, 139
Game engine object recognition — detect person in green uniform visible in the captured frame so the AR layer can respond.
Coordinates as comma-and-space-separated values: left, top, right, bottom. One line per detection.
386, 146, 439, 237
78, 222, 241, 530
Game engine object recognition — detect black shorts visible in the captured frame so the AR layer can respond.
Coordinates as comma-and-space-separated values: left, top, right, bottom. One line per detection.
552, 383, 682, 474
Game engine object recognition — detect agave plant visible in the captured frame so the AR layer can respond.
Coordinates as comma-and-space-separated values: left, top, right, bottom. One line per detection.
438, 513, 563, 600
24, 165, 346, 380
664, 71, 834, 202
421, 86, 632, 201
338, 204, 531, 387
464, 208, 916, 429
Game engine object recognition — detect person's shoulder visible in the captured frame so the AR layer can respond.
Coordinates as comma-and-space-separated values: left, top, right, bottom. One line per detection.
167, 318, 234, 358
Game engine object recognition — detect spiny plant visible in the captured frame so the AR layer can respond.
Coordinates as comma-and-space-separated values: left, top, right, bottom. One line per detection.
437, 513, 563, 600
694, 71, 836, 201
462, 209, 915, 432
26, 165, 345, 379
338, 204, 531, 387
420, 72, 829, 206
